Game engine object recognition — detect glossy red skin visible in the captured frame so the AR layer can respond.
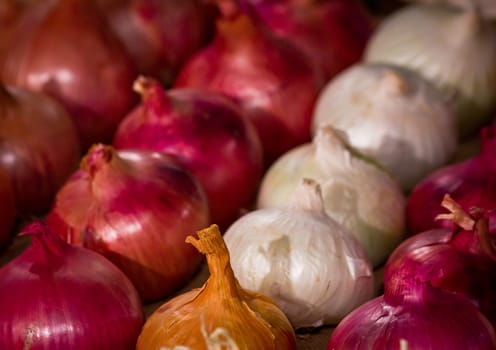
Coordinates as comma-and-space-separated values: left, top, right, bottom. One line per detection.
240, 0, 373, 80
0, 0, 138, 150
100, 0, 214, 86
47, 146, 210, 302
384, 226, 496, 327
407, 128, 496, 235
327, 281, 496, 350
0, 168, 15, 248
0, 222, 144, 350
0, 85, 80, 215
174, 14, 324, 165
114, 84, 263, 229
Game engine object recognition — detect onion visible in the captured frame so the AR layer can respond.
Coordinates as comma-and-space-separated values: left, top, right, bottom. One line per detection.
224, 178, 374, 329
364, 4, 496, 139
387, 195, 496, 326
0, 84, 80, 215
257, 126, 406, 267
407, 126, 496, 235
327, 278, 496, 349
0, 221, 144, 350
97, 0, 215, 86
174, 3, 324, 164
47, 144, 210, 302
239, 0, 373, 80
0, 0, 138, 150
404, 0, 496, 18
0, 168, 15, 249
312, 62, 458, 191
137, 224, 297, 350
114, 76, 263, 229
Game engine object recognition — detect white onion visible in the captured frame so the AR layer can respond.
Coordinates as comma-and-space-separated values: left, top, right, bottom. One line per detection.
312, 62, 458, 191
257, 126, 406, 267
224, 178, 374, 329
365, 4, 496, 138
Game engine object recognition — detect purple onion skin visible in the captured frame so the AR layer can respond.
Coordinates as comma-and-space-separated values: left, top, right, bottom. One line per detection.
407, 127, 496, 235
98, 0, 215, 86
47, 145, 210, 302
384, 228, 496, 327
0, 222, 144, 350
0, 168, 15, 248
114, 79, 264, 229
239, 0, 373, 80
0, 0, 138, 150
327, 280, 496, 350
174, 13, 324, 165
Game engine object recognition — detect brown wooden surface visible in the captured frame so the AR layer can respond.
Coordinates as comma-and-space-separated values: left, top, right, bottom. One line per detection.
0, 235, 335, 349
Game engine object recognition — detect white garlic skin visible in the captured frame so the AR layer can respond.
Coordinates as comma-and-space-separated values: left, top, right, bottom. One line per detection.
365, 4, 496, 138
224, 180, 374, 329
312, 63, 457, 190
257, 127, 406, 267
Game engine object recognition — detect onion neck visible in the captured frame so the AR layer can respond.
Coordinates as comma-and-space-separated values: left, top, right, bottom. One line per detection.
133, 76, 173, 118
381, 69, 410, 96
215, 0, 241, 20
186, 225, 242, 300
217, 13, 260, 48
288, 178, 326, 213
20, 222, 69, 270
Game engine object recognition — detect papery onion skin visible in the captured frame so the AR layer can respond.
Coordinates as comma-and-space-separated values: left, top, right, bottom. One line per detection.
0, 84, 80, 215
407, 127, 496, 235
364, 4, 496, 139
0, 168, 16, 248
0, 0, 138, 150
327, 279, 496, 350
137, 224, 297, 350
114, 77, 263, 229
99, 0, 214, 86
257, 126, 406, 267
174, 12, 324, 164
239, 0, 373, 80
386, 199, 496, 327
0, 221, 145, 350
46, 144, 210, 302
312, 63, 458, 191
225, 179, 374, 329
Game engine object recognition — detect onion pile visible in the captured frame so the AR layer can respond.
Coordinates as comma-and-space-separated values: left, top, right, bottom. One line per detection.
0, 221, 144, 350
0, 0, 138, 149
175, 1, 324, 164
114, 76, 264, 229
0, 83, 80, 215
239, 0, 373, 80
407, 126, 496, 235
47, 144, 210, 302
97, 0, 215, 86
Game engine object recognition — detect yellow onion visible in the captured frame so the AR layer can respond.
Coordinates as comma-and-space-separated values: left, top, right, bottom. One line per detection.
137, 224, 297, 350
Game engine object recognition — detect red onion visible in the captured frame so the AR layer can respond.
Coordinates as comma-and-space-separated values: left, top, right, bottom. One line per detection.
0, 84, 80, 215
0, 0, 138, 150
174, 3, 324, 164
407, 126, 496, 235
327, 278, 496, 349
97, 0, 215, 86
0, 168, 15, 248
0, 221, 144, 350
239, 0, 373, 80
114, 76, 264, 229
47, 144, 210, 302
385, 195, 496, 327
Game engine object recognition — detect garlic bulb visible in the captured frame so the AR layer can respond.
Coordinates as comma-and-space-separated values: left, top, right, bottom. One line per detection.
312, 63, 457, 191
257, 127, 406, 267
224, 179, 374, 329
136, 224, 296, 350
365, 4, 496, 138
